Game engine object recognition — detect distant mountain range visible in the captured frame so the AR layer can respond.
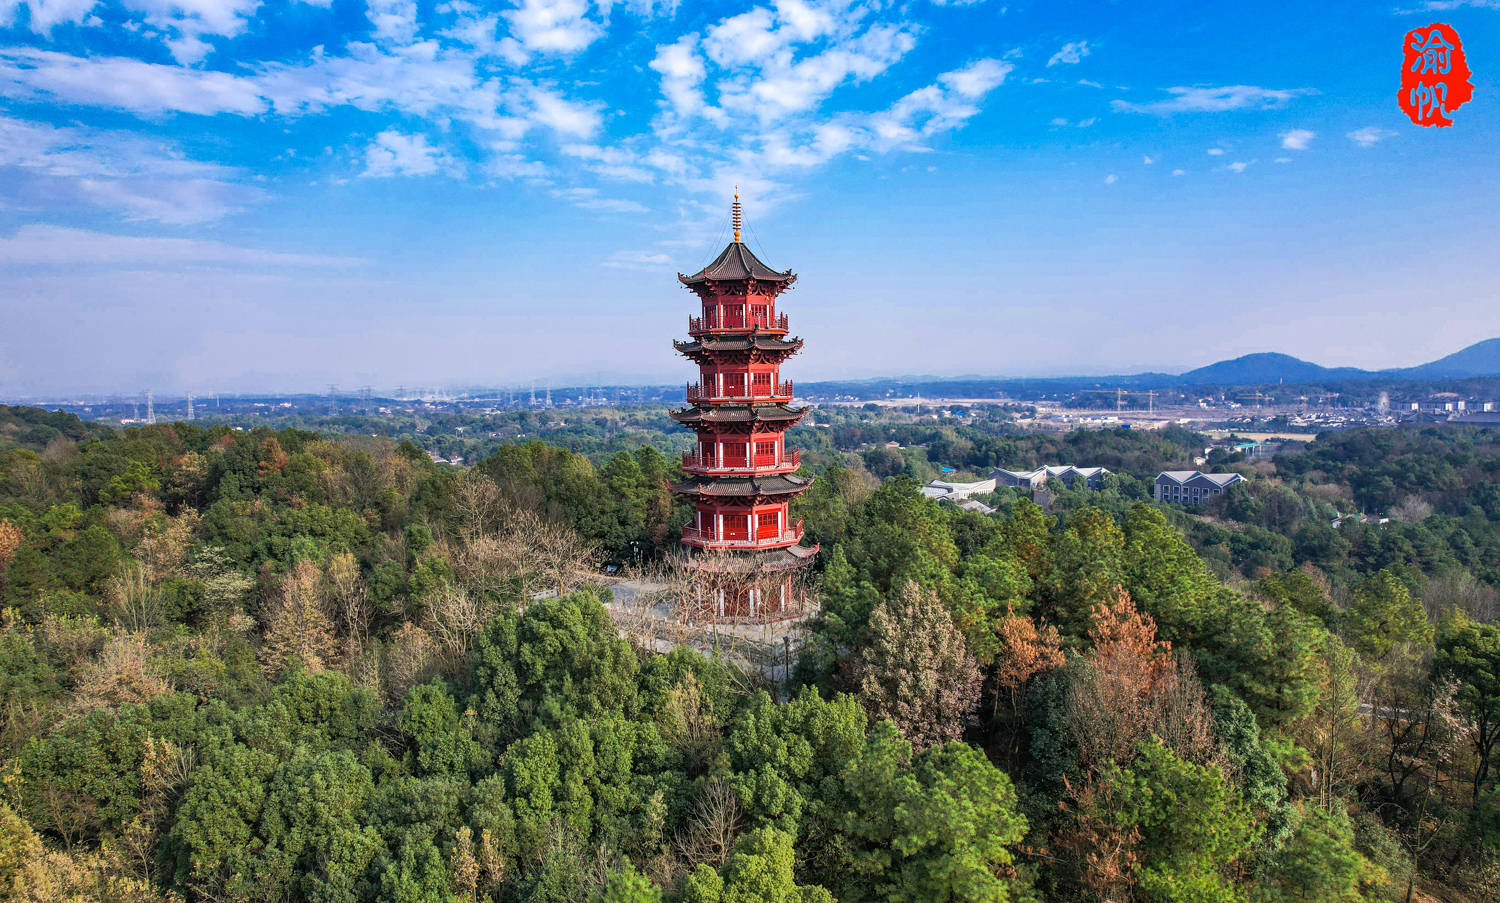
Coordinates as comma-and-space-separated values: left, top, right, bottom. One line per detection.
1173, 338, 1500, 387
796, 338, 1500, 400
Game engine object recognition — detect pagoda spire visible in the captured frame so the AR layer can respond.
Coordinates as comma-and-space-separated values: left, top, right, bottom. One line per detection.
732, 187, 742, 243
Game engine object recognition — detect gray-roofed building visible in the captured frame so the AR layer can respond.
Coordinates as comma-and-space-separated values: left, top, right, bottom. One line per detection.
1154, 470, 1243, 505
993, 465, 1111, 490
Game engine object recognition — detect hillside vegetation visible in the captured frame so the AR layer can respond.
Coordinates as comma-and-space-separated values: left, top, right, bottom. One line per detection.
0, 404, 1496, 902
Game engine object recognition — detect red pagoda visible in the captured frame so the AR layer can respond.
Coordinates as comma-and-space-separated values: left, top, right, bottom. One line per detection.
670, 192, 817, 622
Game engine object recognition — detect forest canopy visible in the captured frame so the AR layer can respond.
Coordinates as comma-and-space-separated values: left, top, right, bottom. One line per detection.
0, 404, 1497, 902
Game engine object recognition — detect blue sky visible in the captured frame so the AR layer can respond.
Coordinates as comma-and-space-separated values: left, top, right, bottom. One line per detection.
1, 0, 1498, 396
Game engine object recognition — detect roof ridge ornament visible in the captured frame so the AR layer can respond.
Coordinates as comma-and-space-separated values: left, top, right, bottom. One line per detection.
732, 186, 742, 243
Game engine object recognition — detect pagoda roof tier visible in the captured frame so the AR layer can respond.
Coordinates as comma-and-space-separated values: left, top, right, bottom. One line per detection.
671, 473, 812, 499
679, 241, 796, 286
669, 404, 807, 427
674, 335, 803, 362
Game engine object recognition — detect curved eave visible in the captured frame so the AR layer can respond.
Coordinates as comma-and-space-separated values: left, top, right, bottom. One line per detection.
668, 405, 808, 425
674, 337, 804, 355
678, 241, 796, 286
670, 474, 813, 498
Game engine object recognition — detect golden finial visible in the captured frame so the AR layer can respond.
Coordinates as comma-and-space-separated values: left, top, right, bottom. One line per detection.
732, 186, 742, 242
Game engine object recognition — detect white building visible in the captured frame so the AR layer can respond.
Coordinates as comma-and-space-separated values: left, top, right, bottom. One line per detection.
920, 477, 997, 502
993, 465, 1111, 490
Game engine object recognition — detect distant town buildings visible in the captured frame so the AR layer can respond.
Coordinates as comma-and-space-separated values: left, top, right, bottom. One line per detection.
1154, 470, 1244, 505
993, 465, 1111, 490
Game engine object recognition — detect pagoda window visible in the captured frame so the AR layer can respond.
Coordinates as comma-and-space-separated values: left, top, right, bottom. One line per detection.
751, 372, 772, 396
723, 443, 748, 468
724, 304, 745, 328
750, 304, 768, 327
723, 373, 746, 397
756, 511, 779, 539
754, 440, 777, 465
724, 513, 749, 541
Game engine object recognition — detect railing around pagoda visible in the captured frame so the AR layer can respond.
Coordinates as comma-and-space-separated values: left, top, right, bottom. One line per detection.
688, 312, 789, 334
681, 448, 801, 472
685, 380, 794, 404
680, 519, 804, 549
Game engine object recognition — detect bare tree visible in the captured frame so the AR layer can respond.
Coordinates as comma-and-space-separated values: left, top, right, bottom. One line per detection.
260, 560, 339, 677
70, 632, 170, 717
106, 562, 162, 634
324, 551, 370, 661
450, 505, 597, 603
383, 622, 438, 706
674, 776, 741, 871
422, 582, 493, 672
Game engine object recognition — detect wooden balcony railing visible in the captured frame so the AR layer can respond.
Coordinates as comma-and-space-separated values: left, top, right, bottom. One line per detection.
680, 519, 804, 549
685, 380, 794, 403
688, 312, 789, 334
681, 449, 801, 472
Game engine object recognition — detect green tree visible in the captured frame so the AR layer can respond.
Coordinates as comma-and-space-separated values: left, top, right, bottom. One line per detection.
591, 864, 663, 903
1436, 612, 1500, 803
1105, 739, 1259, 903
681, 828, 834, 903
1258, 805, 1382, 903
832, 721, 1029, 903
1345, 570, 1430, 662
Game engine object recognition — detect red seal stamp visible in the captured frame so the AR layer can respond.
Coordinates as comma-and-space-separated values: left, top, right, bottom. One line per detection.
1399, 23, 1473, 127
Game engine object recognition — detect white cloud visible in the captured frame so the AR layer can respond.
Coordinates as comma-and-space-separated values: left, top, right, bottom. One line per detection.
1274, 156, 1291, 163
563, 143, 654, 181
1171, 168, 1185, 175
503, 0, 604, 57
866, 58, 1010, 150
649, 33, 706, 116
0, 114, 258, 222
1142, 154, 1154, 165
124, 0, 264, 62
525, 85, 603, 138
0, 225, 359, 267
0, 48, 268, 115
1206, 147, 1225, 155
1405, 1, 1500, 8
1112, 85, 1314, 114
1047, 40, 1089, 67
703, 7, 783, 66
1347, 126, 1394, 147
940, 57, 1012, 97
1280, 128, 1315, 150
603, 249, 673, 268
367, 0, 418, 43
1227, 160, 1249, 173
10, 0, 100, 32
1103, 173, 1116, 184
0, 0, 1024, 228
362, 130, 451, 177
552, 186, 648, 212
718, 22, 918, 119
